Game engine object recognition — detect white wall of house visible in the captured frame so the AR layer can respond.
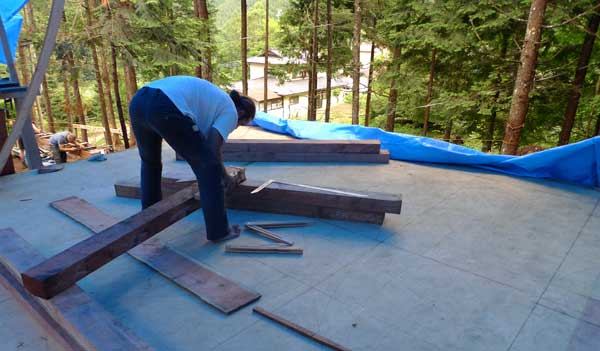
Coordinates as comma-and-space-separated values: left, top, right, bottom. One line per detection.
249, 63, 265, 80
261, 92, 345, 119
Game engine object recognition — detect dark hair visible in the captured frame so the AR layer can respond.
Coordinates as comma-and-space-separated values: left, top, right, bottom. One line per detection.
230, 90, 256, 122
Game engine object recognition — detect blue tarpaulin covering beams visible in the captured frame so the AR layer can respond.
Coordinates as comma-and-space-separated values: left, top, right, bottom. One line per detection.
252, 112, 600, 188
0, 0, 28, 65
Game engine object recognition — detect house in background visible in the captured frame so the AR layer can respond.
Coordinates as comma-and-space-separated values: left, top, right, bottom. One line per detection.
231, 45, 384, 119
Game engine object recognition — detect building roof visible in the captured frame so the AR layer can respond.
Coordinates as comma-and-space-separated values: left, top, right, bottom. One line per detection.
247, 48, 307, 66
231, 74, 351, 102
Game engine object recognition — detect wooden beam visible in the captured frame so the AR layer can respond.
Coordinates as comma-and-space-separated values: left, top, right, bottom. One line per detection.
50, 196, 261, 314
225, 245, 303, 255
223, 150, 390, 163
223, 139, 381, 154
22, 186, 200, 299
114, 166, 244, 200
0, 228, 154, 351
229, 197, 386, 225
253, 307, 351, 351
114, 176, 393, 225
233, 179, 402, 214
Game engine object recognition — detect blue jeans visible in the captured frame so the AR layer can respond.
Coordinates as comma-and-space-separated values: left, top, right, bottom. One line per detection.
129, 87, 229, 240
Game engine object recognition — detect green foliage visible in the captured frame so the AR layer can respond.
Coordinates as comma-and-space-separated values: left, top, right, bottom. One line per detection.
5, 0, 600, 152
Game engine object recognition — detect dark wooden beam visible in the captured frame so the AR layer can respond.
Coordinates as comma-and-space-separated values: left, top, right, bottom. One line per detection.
223, 150, 390, 163
23, 167, 247, 299
50, 196, 261, 314
232, 179, 401, 214
114, 177, 395, 224
0, 228, 154, 350
22, 186, 200, 299
223, 139, 381, 154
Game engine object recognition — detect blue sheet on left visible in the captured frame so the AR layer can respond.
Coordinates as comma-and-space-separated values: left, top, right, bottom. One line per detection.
0, 0, 28, 65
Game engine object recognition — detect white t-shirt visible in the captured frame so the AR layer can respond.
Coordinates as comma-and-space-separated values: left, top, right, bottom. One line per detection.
146, 76, 237, 140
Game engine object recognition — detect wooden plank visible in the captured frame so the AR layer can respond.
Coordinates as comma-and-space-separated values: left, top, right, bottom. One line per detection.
51, 196, 119, 232
22, 186, 200, 299
50, 196, 261, 314
223, 139, 381, 154
225, 245, 303, 255
114, 178, 389, 224
253, 307, 352, 351
0, 265, 85, 351
233, 178, 401, 214
0, 0, 65, 172
129, 242, 260, 314
0, 228, 154, 351
223, 150, 390, 163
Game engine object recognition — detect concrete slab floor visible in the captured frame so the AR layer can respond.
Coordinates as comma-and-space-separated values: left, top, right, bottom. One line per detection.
0, 126, 599, 350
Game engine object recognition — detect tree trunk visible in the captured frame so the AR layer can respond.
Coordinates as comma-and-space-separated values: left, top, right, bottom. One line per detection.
307, 44, 314, 120
62, 64, 73, 132
67, 52, 88, 142
103, 2, 129, 148
422, 48, 437, 136
193, 0, 212, 81
123, 61, 138, 145
351, 0, 362, 125
364, 41, 376, 127
85, 0, 113, 148
123, 61, 138, 102
100, 46, 121, 146
111, 45, 129, 149
325, 0, 333, 123
558, 8, 600, 145
41, 76, 56, 133
501, 0, 548, 155
386, 46, 401, 132
263, 0, 269, 113
443, 119, 453, 141
483, 34, 509, 152
241, 0, 248, 95
308, 0, 319, 121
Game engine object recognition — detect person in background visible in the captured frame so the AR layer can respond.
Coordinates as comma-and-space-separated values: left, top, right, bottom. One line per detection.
129, 76, 256, 243
49, 131, 78, 164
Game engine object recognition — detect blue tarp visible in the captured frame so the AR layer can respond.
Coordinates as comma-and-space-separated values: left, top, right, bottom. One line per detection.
252, 112, 600, 187
0, 0, 27, 64
1, 14, 23, 65
0, 0, 27, 22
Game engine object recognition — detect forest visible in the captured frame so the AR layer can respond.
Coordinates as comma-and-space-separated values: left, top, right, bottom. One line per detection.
4, 0, 600, 155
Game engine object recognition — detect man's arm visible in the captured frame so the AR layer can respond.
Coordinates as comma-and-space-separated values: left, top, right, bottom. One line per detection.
206, 127, 235, 191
